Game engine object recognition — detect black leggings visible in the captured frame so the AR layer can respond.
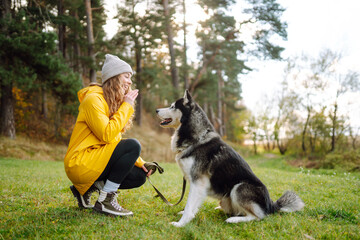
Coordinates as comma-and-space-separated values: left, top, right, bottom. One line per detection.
96, 139, 146, 189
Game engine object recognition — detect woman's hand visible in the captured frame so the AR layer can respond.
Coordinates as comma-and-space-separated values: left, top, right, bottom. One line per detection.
141, 165, 153, 177
124, 89, 139, 106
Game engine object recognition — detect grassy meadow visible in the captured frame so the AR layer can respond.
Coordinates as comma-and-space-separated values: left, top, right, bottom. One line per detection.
1, 155, 359, 239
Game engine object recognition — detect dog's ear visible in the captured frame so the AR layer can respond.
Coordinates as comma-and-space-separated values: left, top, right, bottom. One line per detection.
183, 89, 192, 105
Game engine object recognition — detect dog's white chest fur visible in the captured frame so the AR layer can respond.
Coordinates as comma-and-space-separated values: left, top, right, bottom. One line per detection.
170, 130, 178, 153
171, 129, 194, 181
176, 155, 194, 181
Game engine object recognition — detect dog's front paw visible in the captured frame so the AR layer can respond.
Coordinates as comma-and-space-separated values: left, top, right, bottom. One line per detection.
177, 210, 184, 215
171, 221, 185, 227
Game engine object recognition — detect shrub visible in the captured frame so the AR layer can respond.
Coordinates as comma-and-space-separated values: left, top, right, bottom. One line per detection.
322, 150, 360, 171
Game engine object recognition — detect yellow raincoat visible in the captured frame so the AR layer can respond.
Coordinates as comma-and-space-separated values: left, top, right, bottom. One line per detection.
64, 85, 145, 195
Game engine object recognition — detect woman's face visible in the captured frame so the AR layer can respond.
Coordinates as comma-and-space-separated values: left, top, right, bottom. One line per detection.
120, 72, 132, 91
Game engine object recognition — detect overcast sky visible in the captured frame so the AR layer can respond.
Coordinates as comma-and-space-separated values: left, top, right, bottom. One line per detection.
104, 0, 360, 126
241, 0, 360, 105
240, 0, 360, 127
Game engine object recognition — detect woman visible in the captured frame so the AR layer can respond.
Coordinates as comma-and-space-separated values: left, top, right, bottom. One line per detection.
64, 54, 152, 216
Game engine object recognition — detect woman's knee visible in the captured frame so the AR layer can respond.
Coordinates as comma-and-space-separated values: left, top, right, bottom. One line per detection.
123, 138, 141, 155
135, 174, 146, 187
119, 167, 147, 189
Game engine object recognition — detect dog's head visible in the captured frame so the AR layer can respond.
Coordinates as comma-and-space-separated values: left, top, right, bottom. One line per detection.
156, 90, 195, 128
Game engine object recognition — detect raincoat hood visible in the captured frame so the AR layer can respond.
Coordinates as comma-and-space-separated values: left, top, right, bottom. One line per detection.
77, 85, 103, 103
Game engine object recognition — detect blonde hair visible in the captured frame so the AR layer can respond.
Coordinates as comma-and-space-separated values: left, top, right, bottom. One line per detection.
91, 74, 134, 133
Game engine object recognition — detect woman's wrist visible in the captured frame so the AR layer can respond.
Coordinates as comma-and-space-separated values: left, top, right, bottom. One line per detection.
124, 99, 134, 106
124, 89, 138, 107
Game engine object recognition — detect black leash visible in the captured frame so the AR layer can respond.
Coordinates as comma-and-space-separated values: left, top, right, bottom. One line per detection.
144, 162, 186, 206
147, 176, 186, 206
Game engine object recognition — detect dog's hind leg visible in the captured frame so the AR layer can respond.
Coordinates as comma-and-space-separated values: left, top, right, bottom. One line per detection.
171, 178, 209, 227
225, 203, 264, 223
225, 183, 266, 224
216, 197, 233, 214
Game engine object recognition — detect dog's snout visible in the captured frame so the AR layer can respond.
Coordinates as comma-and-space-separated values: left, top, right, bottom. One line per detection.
156, 109, 159, 114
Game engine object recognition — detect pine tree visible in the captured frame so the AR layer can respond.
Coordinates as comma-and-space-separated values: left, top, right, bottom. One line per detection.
0, 0, 15, 138
192, 0, 287, 136
114, 0, 165, 126
0, 4, 81, 139
161, 0, 179, 96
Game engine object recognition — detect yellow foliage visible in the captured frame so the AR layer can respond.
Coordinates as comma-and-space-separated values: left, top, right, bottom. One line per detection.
12, 87, 34, 131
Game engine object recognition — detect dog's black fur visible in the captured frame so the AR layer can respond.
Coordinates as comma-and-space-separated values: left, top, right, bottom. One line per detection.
157, 90, 304, 226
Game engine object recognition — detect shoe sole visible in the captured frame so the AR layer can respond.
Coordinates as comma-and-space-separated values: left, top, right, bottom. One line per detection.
93, 206, 133, 217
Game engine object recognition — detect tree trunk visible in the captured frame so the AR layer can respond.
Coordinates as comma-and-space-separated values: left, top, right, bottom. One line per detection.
309, 135, 314, 153
217, 69, 224, 136
0, 83, 16, 139
135, 47, 142, 126
265, 134, 271, 151
54, 99, 63, 138
349, 127, 358, 150
352, 138, 356, 150
0, 0, 15, 139
58, 0, 66, 58
313, 133, 318, 152
84, 0, 96, 83
276, 138, 287, 155
252, 132, 258, 155
72, 9, 81, 73
41, 87, 48, 119
162, 0, 179, 96
209, 105, 216, 128
0, 0, 11, 18
330, 103, 337, 152
222, 103, 226, 137
302, 107, 311, 153
182, 0, 189, 90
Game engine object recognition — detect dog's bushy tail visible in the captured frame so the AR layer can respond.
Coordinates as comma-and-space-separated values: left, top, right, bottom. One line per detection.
273, 191, 305, 213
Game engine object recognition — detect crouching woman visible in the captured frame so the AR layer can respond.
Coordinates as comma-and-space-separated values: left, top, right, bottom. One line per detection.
64, 54, 152, 216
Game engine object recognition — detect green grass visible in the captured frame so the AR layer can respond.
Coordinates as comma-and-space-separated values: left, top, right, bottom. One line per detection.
1, 157, 359, 239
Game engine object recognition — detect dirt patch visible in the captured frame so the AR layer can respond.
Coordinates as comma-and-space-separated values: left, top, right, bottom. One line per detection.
288, 158, 321, 169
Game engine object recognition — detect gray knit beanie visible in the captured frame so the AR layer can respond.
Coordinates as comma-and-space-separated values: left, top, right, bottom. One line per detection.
101, 54, 133, 84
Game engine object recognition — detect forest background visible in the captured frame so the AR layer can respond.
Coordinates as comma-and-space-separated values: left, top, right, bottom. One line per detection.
0, 0, 359, 171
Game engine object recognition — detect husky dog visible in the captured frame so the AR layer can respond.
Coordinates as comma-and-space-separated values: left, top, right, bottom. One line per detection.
156, 90, 304, 227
